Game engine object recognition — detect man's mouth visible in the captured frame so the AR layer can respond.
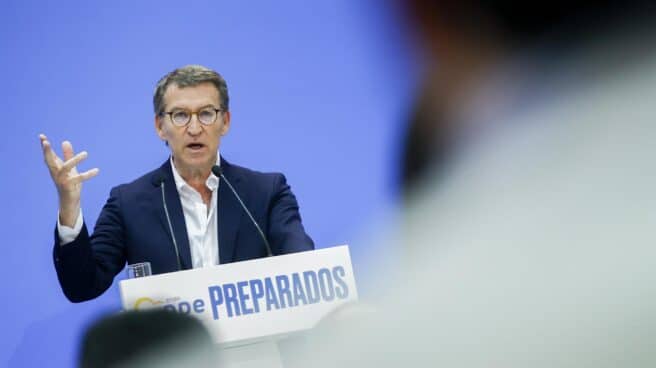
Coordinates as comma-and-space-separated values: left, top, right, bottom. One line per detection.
186, 143, 205, 151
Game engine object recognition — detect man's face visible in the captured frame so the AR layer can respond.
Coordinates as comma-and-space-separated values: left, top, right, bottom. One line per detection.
155, 82, 230, 174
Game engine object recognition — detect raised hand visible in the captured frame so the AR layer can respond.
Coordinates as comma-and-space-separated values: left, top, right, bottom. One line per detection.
40, 134, 99, 227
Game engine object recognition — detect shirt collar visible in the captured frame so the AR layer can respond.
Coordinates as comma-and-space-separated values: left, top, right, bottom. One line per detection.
170, 153, 221, 192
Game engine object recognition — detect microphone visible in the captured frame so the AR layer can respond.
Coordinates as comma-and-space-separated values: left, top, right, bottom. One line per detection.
156, 175, 182, 271
212, 165, 273, 257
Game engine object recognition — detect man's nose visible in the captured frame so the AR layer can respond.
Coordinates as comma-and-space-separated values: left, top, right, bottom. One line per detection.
186, 115, 203, 135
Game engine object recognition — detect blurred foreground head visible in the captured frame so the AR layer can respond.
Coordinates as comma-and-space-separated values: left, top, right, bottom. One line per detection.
79, 309, 215, 368
291, 2, 656, 366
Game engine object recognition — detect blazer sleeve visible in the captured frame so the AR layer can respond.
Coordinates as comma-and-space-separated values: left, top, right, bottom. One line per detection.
53, 186, 127, 302
266, 173, 315, 254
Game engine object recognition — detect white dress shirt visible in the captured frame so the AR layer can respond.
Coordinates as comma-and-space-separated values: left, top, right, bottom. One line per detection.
169, 157, 220, 268
58, 157, 221, 269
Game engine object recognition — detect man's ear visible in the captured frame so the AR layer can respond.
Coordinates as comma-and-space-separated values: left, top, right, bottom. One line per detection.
155, 115, 166, 140
221, 111, 231, 136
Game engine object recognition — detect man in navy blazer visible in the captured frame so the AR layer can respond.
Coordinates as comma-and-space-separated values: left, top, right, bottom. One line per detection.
41, 65, 314, 302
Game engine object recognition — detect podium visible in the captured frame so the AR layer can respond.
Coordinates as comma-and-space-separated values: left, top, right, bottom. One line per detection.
119, 245, 358, 367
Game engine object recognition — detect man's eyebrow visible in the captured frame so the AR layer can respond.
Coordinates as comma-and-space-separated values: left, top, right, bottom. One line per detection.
167, 103, 219, 111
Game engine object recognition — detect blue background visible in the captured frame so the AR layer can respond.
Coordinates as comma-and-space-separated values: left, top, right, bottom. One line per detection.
0, 0, 417, 366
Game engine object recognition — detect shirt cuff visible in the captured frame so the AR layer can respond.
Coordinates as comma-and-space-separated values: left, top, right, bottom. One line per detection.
57, 209, 83, 245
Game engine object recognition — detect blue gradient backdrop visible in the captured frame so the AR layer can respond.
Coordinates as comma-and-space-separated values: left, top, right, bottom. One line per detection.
0, 0, 416, 366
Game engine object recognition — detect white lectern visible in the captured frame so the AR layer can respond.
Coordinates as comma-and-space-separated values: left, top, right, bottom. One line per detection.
119, 245, 357, 367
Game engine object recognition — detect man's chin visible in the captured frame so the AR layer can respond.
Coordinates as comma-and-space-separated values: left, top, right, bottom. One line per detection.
174, 153, 216, 173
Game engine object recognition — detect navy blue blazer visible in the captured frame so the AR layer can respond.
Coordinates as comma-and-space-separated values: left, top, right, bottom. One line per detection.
53, 157, 314, 302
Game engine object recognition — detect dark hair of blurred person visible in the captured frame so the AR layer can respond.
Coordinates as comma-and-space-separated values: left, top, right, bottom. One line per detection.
399, 1, 656, 195
79, 309, 215, 368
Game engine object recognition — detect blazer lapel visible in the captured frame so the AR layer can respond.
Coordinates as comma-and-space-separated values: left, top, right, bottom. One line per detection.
151, 160, 193, 270
218, 157, 243, 264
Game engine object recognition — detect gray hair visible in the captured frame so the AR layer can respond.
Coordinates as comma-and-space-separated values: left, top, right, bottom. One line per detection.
153, 65, 229, 116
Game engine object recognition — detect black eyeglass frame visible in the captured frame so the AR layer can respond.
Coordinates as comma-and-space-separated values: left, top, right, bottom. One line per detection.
162, 107, 225, 126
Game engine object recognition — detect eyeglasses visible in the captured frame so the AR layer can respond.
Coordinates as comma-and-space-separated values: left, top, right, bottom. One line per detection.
163, 107, 224, 126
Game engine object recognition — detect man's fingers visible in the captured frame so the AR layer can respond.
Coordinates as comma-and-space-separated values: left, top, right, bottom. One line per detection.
62, 141, 74, 161
40, 135, 95, 187
69, 168, 100, 184
40, 134, 60, 170
60, 151, 88, 172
